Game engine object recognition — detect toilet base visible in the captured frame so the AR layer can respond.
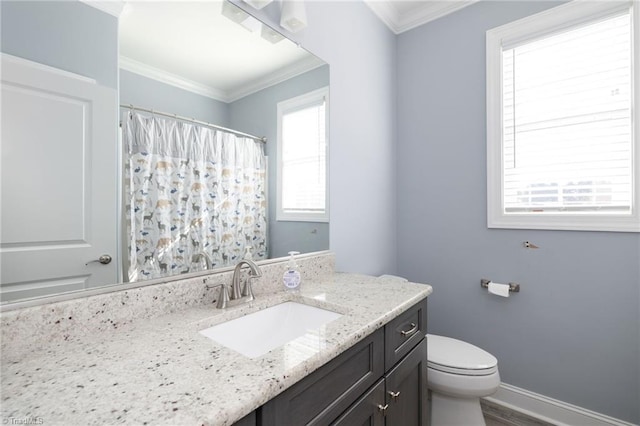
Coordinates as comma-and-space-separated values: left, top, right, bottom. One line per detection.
430, 391, 486, 426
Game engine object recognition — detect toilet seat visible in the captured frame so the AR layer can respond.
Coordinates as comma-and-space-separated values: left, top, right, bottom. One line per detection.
427, 334, 498, 376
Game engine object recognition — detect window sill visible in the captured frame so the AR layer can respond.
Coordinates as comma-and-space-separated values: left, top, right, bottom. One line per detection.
488, 212, 640, 233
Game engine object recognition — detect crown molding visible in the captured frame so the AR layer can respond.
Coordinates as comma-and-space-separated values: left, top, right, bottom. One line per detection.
119, 56, 230, 103
120, 55, 326, 104
363, 0, 400, 33
364, 1, 479, 34
226, 55, 326, 102
78, 0, 125, 17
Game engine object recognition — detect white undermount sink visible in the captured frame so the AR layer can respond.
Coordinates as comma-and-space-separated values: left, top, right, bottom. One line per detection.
199, 301, 342, 358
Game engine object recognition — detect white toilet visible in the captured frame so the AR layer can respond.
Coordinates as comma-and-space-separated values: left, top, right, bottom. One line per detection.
427, 334, 500, 426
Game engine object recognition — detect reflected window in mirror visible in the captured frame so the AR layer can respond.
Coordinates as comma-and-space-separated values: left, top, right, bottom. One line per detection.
276, 87, 329, 222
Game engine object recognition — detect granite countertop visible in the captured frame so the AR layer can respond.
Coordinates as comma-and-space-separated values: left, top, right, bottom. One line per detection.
1, 273, 432, 426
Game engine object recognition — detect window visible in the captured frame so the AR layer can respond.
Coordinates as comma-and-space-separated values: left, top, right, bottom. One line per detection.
277, 87, 329, 222
486, 1, 639, 232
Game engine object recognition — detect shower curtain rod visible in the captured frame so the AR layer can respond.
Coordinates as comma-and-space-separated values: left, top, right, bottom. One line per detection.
120, 104, 267, 144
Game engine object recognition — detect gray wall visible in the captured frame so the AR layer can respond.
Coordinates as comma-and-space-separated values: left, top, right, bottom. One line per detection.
232, 0, 398, 274
229, 65, 330, 259
7, 0, 634, 422
119, 69, 230, 125
396, 1, 640, 423
0, 1, 118, 89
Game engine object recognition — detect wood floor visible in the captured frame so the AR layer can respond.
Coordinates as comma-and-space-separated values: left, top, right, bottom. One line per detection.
481, 399, 555, 426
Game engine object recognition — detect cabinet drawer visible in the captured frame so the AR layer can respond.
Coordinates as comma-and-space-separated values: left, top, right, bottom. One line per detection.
261, 328, 384, 426
384, 298, 427, 371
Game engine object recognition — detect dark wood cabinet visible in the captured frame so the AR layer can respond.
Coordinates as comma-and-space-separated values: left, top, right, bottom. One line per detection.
261, 329, 384, 425
232, 410, 256, 426
384, 339, 428, 426
384, 298, 427, 371
260, 298, 428, 426
332, 380, 386, 426
332, 339, 427, 426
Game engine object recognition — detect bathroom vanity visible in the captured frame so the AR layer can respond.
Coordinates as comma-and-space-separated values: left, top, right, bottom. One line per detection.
260, 298, 428, 426
0, 253, 432, 425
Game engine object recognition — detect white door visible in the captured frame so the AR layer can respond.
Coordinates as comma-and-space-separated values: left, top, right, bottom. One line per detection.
1, 55, 118, 302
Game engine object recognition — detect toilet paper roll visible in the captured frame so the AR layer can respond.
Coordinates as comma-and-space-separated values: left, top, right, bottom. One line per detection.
488, 281, 510, 298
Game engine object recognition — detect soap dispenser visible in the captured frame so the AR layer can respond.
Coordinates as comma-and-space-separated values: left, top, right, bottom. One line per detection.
283, 251, 301, 292
243, 246, 253, 260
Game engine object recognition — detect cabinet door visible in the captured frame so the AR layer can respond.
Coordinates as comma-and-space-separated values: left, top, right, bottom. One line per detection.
232, 411, 255, 426
385, 338, 428, 426
261, 329, 384, 426
331, 380, 385, 426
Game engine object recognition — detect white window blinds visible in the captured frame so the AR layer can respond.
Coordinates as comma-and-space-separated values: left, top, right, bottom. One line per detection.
282, 101, 326, 213
501, 11, 632, 214
277, 87, 329, 222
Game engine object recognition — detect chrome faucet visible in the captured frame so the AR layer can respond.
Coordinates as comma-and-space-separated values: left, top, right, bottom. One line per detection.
191, 252, 212, 270
230, 259, 262, 301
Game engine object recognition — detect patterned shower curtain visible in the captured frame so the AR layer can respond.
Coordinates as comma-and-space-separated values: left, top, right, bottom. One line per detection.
123, 111, 267, 281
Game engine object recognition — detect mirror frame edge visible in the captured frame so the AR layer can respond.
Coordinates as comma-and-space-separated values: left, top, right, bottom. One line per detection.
0, 250, 333, 313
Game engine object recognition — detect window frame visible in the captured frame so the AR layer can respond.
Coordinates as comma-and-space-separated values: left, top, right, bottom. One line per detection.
486, 0, 639, 232
276, 86, 330, 223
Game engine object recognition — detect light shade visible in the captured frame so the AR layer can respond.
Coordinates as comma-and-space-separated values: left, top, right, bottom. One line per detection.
243, 0, 273, 9
241, 15, 262, 33
280, 0, 307, 33
261, 25, 285, 44
221, 1, 250, 24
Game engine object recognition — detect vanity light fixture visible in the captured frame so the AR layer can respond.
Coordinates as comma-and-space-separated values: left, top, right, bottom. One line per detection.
261, 25, 285, 44
241, 15, 262, 32
221, 0, 251, 24
280, 0, 307, 33
243, 0, 273, 9
222, 1, 261, 33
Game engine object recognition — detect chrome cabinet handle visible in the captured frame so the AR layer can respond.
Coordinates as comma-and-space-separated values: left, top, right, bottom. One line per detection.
400, 322, 418, 337
388, 390, 401, 401
377, 403, 389, 416
85, 254, 112, 265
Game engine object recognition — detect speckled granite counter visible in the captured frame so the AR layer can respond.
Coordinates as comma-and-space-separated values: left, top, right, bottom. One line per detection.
1, 267, 431, 425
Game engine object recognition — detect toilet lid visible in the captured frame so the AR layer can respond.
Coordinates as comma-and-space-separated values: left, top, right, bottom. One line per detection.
427, 334, 498, 376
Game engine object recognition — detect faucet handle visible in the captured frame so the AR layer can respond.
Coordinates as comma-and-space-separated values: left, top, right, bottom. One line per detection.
207, 283, 230, 309
242, 276, 256, 301
217, 284, 230, 309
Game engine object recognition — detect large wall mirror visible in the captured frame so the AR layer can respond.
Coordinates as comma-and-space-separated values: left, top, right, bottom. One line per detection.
0, 0, 329, 305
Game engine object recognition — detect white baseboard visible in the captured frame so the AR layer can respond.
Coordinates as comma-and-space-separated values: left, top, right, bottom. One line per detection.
483, 383, 637, 426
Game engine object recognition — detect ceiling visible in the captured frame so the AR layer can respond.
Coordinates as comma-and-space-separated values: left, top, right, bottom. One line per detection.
363, 0, 479, 34
89, 0, 477, 100
118, 1, 324, 103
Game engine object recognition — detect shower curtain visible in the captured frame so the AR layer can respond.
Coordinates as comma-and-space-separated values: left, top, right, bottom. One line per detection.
123, 111, 267, 281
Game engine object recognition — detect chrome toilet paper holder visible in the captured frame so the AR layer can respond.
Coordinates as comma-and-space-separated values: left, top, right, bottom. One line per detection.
481, 279, 520, 293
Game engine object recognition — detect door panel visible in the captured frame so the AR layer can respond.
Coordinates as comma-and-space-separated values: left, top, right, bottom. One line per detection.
385, 339, 428, 426
331, 380, 385, 426
1, 55, 118, 302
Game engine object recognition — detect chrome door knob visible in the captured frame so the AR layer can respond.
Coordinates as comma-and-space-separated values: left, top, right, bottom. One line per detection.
86, 254, 112, 265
